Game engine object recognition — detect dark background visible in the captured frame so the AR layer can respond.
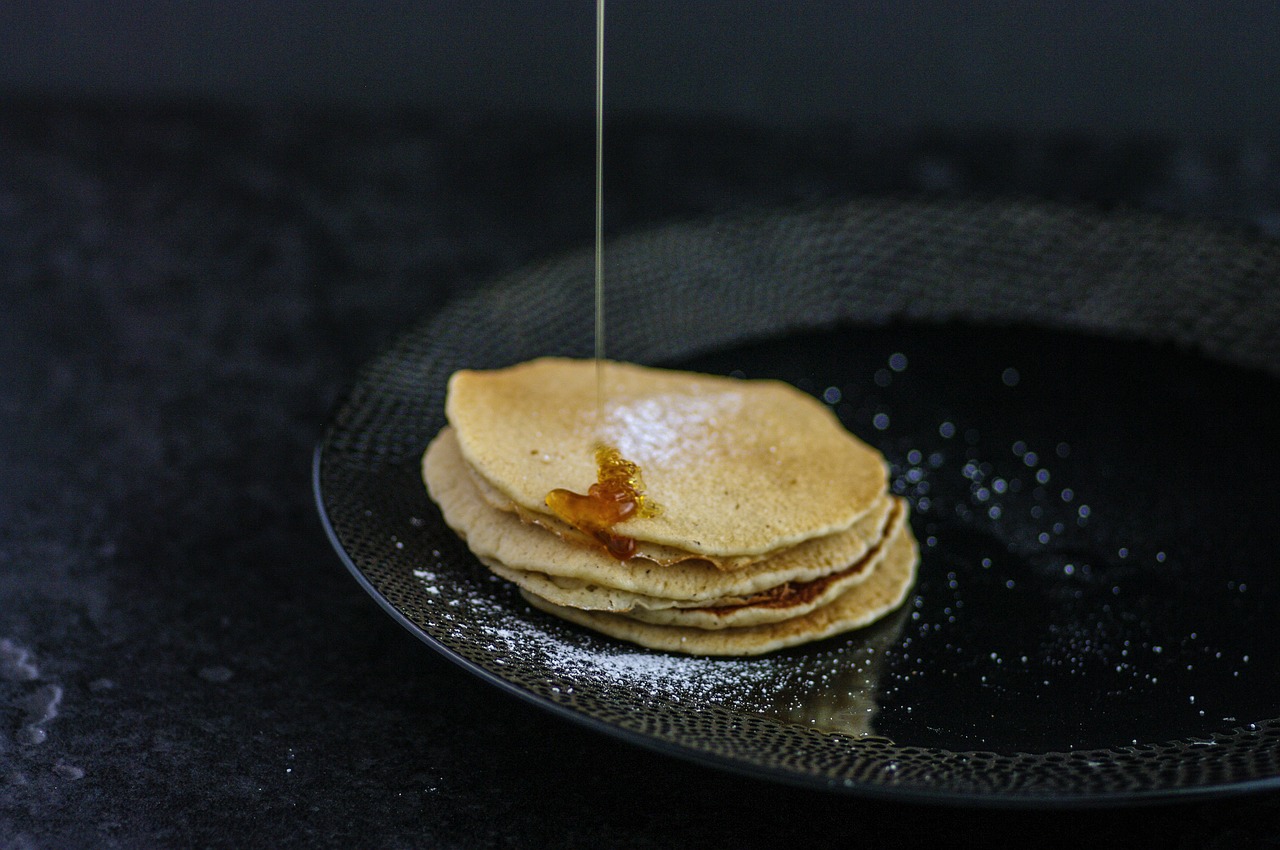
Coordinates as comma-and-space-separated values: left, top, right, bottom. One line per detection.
2, 1, 1279, 134
3, 3, 1280, 848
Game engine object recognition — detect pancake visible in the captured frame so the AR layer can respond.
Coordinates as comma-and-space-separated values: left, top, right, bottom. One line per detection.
424, 427, 895, 602
614, 504, 907, 629
522, 525, 920, 657
446, 358, 888, 556
466, 460, 775, 571
425, 358, 919, 656
493, 502, 907, 629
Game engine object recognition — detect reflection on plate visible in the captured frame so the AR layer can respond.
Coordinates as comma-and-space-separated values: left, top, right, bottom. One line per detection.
315, 201, 1280, 804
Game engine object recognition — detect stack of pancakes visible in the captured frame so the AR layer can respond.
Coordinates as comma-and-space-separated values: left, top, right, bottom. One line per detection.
423, 358, 918, 656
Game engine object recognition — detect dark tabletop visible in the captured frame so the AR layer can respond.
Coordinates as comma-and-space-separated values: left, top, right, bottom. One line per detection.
2, 102, 1279, 848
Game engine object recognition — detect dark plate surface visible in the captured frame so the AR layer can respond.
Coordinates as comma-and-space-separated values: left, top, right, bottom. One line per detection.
315, 200, 1280, 805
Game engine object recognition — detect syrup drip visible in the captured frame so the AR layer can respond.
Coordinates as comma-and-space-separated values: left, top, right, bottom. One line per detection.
541, 0, 657, 560
545, 444, 660, 560
594, 0, 606, 425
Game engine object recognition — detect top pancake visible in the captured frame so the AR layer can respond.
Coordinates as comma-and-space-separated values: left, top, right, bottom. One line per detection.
446, 358, 887, 556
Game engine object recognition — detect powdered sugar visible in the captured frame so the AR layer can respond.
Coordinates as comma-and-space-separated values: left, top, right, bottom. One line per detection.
411, 564, 895, 737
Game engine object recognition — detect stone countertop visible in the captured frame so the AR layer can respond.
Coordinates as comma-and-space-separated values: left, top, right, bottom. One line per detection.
2, 103, 1279, 848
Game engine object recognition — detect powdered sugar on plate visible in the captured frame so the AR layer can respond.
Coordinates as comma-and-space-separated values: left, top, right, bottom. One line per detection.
412, 565, 898, 737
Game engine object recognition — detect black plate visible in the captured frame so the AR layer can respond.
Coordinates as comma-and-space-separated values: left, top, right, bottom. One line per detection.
315, 200, 1280, 805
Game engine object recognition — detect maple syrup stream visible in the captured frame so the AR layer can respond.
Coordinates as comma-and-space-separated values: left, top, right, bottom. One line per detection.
545, 0, 659, 559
